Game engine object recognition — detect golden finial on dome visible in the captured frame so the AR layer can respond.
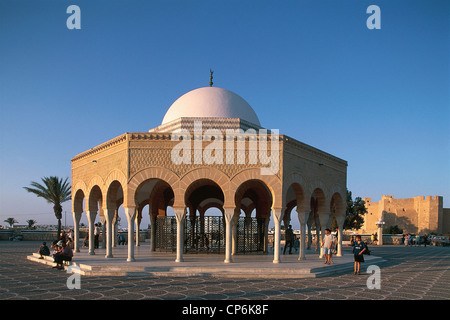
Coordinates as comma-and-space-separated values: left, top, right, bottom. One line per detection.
209, 69, 214, 87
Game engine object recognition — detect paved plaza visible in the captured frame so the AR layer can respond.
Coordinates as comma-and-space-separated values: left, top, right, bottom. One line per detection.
26, 241, 386, 278
0, 241, 449, 301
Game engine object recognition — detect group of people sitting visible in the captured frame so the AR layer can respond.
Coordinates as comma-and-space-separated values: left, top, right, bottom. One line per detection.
37, 230, 74, 270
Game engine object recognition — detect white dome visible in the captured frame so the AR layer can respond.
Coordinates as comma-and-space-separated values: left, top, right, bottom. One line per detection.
161, 87, 261, 126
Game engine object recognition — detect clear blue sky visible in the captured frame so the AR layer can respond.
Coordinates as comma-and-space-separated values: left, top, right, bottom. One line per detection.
1, 0, 449, 228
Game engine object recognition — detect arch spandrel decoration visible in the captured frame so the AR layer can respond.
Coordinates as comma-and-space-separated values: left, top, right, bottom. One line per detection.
330, 191, 345, 218
104, 169, 127, 209
179, 167, 230, 208
127, 167, 180, 208
87, 185, 103, 212
71, 180, 88, 213
230, 168, 282, 209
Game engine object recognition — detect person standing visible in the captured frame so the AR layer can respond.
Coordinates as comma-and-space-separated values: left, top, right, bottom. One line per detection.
352, 235, 367, 275
283, 225, 295, 254
94, 223, 100, 249
321, 229, 334, 264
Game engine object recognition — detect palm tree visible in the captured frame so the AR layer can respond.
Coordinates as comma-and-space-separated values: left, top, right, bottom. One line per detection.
4, 217, 18, 228
26, 219, 37, 229
24, 176, 71, 238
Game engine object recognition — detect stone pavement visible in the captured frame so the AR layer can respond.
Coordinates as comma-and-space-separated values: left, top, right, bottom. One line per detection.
0, 241, 449, 301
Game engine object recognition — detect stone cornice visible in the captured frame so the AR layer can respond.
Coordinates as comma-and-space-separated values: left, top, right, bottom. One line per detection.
129, 132, 172, 141
71, 133, 128, 162
282, 135, 347, 168
148, 117, 263, 133
129, 131, 283, 141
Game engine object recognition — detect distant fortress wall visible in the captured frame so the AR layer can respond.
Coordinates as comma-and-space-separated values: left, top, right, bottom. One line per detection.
360, 195, 449, 235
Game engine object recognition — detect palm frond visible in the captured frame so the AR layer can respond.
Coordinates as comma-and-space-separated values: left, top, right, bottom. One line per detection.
24, 176, 71, 205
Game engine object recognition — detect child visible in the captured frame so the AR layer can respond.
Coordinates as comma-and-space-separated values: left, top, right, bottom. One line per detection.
352, 235, 367, 275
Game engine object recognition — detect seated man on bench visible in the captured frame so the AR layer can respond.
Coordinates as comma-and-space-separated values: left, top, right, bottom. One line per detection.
53, 241, 73, 270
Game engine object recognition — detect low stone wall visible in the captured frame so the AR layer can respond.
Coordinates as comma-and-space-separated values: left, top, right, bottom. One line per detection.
0, 229, 150, 243
0, 230, 14, 241
382, 234, 403, 245
343, 233, 404, 245
20, 230, 60, 241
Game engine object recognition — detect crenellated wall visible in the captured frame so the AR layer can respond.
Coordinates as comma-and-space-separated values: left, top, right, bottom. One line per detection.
360, 195, 448, 235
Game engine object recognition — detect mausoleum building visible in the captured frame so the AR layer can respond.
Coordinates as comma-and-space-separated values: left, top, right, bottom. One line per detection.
71, 85, 348, 264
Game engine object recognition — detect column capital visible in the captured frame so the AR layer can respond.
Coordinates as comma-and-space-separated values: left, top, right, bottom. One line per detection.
317, 212, 330, 228
173, 206, 186, 223
124, 207, 136, 222
334, 215, 345, 226
104, 208, 115, 223
272, 207, 285, 222
223, 207, 235, 222
297, 210, 310, 225
72, 211, 82, 224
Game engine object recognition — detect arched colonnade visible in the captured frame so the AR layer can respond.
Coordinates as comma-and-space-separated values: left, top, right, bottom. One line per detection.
72, 167, 346, 264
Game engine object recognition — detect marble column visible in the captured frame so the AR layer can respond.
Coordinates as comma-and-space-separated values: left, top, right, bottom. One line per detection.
135, 214, 141, 247
317, 213, 330, 258
124, 207, 136, 262
231, 213, 239, 256
104, 209, 114, 258
306, 215, 313, 250
335, 215, 345, 257
112, 210, 118, 247
173, 207, 186, 262
86, 211, 97, 255
100, 215, 106, 249
224, 207, 235, 263
263, 217, 269, 254
72, 212, 82, 253
297, 210, 309, 261
150, 214, 157, 252
272, 208, 284, 263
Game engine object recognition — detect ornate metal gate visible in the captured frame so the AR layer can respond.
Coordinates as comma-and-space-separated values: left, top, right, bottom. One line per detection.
154, 216, 266, 254
154, 216, 177, 252
236, 217, 266, 254
185, 216, 225, 254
